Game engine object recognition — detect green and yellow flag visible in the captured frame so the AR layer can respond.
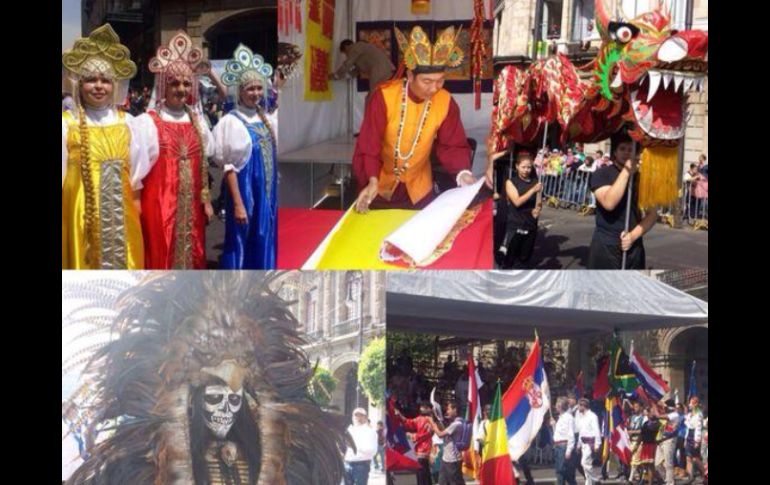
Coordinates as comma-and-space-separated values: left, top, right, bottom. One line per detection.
480, 381, 516, 485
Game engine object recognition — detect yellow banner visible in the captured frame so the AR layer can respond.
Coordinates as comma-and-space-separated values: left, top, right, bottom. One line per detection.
304, 0, 335, 101
313, 208, 416, 270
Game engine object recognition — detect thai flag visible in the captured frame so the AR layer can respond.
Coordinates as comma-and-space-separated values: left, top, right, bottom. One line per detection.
629, 342, 670, 401
385, 395, 421, 471
502, 336, 551, 461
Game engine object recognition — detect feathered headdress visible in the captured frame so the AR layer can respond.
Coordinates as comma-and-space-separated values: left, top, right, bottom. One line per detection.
62, 272, 348, 485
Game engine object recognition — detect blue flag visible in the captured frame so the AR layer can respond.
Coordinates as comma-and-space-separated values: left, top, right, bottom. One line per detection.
687, 361, 697, 400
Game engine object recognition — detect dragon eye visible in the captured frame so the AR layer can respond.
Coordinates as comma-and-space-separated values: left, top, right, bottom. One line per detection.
617, 26, 634, 43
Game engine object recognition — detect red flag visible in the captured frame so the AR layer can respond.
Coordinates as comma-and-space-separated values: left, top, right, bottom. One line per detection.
386, 447, 421, 471
464, 352, 483, 477
593, 356, 610, 399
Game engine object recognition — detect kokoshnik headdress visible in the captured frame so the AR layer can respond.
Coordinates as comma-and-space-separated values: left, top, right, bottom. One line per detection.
394, 25, 465, 74
221, 43, 275, 90
62, 24, 137, 108
148, 31, 210, 108
62, 272, 348, 485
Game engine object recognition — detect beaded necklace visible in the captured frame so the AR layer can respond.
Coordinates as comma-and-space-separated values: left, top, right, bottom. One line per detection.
393, 79, 432, 179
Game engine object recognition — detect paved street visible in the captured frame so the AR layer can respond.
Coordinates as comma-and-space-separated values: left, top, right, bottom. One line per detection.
503, 206, 709, 270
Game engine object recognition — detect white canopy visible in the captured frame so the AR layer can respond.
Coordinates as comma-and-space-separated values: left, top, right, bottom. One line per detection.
387, 271, 708, 340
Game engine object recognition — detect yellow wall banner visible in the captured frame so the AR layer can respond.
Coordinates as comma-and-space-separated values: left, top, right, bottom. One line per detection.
304, 0, 335, 101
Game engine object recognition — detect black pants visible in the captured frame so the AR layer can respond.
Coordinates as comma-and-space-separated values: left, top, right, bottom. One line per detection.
587, 235, 645, 269
438, 461, 465, 485
494, 201, 509, 264
416, 457, 433, 485
503, 227, 538, 269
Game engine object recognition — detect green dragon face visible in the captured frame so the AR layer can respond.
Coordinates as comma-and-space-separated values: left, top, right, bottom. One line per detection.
594, 0, 707, 143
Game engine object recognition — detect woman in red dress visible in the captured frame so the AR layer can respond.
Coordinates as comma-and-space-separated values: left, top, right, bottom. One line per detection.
138, 31, 216, 269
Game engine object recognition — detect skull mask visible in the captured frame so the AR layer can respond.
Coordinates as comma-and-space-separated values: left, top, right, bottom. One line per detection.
203, 385, 243, 439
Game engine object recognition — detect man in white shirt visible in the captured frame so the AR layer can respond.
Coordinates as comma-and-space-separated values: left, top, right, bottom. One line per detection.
552, 397, 577, 485
344, 408, 380, 485
655, 399, 682, 485
575, 398, 602, 485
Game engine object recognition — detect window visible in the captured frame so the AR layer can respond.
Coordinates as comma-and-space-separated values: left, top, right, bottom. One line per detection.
306, 288, 318, 334
345, 272, 363, 322
571, 0, 596, 42
542, 0, 564, 40
620, 0, 687, 26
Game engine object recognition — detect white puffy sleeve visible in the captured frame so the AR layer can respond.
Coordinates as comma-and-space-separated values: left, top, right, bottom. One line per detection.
201, 120, 216, 159
62, 118, 69, 188
213, 113, 252, 173
126, 113, 159, 190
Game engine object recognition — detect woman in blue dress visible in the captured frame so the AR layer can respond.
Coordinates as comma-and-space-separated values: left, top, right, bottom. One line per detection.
213, 44, 278, 269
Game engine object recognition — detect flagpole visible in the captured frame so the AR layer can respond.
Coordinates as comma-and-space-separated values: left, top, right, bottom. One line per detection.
536, 121, 549, 209
621, 143, 638, 270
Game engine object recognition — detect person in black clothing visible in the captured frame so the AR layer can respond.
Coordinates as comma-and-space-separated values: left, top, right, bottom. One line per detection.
587, 131, 657, 269
502, 151, 542, 269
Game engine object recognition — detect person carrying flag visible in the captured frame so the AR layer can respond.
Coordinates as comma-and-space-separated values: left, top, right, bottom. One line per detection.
627, 398, 646, 481
552, 397, 577, 485
684, 396, 706, 481
396, 401, 437, 485
655, 399, 682, 485
429, 401, 467, 485
636, 405, 662, 485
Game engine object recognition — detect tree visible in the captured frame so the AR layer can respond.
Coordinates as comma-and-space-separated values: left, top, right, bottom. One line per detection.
358, 337, 385, 406
308, 366, 337, 408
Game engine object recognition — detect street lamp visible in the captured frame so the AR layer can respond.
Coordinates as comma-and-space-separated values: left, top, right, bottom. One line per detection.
345, 271, 364, 408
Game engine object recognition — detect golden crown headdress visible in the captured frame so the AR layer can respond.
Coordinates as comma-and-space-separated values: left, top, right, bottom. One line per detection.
62, 24, 137, 80
394, 25, 465, 72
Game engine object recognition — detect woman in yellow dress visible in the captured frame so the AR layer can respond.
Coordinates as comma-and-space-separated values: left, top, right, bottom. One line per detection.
61, 24, 156, 269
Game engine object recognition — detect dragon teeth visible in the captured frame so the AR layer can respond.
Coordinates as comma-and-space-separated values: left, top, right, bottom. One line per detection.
663, 73, 673, 90
647, 71, 662, 102
673, 74, 684, 93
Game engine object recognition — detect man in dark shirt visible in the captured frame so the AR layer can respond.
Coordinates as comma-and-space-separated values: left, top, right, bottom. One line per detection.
588, 131, 657, 269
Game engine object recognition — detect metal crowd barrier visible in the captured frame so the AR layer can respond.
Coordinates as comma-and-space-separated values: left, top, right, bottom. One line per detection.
540, 170, 594, 212
536, 170, 708, 230
659, 181, 708, 230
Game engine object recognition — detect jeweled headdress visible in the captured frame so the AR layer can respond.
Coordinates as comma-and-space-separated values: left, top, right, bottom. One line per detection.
394, 25, 464, 73
61, 24, 137, 107
149, 31, 210, 107
62, 24, 137, 81
221, 44, 275, 88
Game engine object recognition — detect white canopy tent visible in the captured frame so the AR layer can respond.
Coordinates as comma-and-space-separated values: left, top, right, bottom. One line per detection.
387, 271, 708, 340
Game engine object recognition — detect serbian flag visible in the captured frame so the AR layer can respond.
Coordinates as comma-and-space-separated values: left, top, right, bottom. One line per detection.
480, 381, 516, 485
385, 395, 421, 471
463, 354, 484, 477
593, 355, 610, 400
629, 342, 670, 401
602, 396, 632, 465
502, 335, 550, 461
